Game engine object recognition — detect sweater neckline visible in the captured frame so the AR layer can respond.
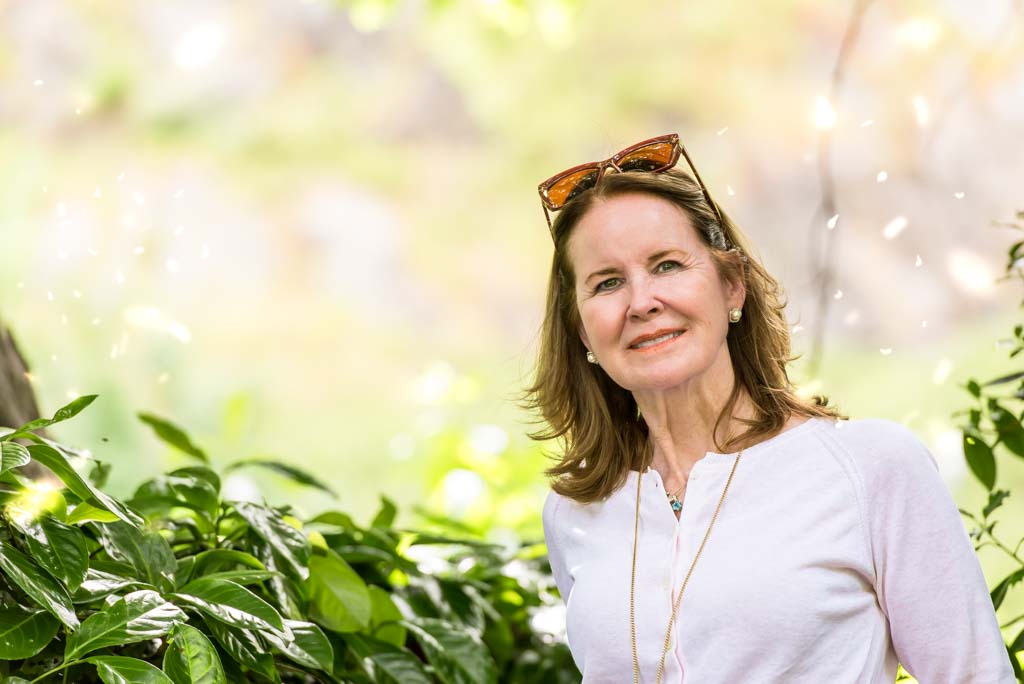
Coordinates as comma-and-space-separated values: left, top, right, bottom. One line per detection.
631, 416, 827, 473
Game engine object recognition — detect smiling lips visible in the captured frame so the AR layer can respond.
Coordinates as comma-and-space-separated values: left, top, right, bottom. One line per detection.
628, 329, 686, 351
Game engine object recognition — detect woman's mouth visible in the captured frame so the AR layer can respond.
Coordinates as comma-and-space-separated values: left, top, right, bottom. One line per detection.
629, 330, 685, 351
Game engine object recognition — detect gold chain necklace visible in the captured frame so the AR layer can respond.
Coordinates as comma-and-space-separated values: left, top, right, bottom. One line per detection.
630, 451, 743, 684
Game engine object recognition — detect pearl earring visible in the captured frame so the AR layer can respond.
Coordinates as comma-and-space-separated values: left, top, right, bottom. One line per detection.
586, 351, 597, 364
729, 307, 743, 323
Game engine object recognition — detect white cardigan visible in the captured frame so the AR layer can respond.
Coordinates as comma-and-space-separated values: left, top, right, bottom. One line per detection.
542, 417, 1014, 683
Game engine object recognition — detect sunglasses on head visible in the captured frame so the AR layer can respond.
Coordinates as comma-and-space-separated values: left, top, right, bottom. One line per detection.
537, 133, 723, 235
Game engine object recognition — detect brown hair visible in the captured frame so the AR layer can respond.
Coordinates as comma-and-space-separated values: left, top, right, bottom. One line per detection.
521, 168, 845, 504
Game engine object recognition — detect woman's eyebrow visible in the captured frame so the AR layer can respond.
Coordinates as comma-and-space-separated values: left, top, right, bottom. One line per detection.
583, 249, 689, 284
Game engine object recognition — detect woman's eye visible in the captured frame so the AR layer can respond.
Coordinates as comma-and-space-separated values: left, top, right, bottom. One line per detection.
657, 260, 681, 273
595, 278, 621, 292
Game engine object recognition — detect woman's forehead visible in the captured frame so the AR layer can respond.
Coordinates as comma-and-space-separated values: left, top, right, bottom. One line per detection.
568, 195, 703, 264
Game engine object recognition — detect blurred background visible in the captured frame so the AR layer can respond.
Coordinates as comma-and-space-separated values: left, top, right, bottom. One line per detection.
1, 0, 1023, 631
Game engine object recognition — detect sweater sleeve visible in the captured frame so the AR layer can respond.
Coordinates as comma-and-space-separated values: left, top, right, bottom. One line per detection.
542, 489, 574, 607
854, 419, 1014, 683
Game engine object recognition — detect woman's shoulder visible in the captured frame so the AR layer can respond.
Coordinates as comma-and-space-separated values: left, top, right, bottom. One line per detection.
812, 416, 940, 486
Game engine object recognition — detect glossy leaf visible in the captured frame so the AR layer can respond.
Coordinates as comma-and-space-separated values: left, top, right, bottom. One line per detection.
0, 606, 60, 659
137, 412, 209, 462
402, 618, 498, 684
132, 473, 219, 520
305, 551, 372, 632
0, 542, 78, 630
74, 568, 151, 604
67, 501, 121, 525
26, 443, 142, 527
3, 395, 98, 439
963, 432, 997, 491
991, 568, 1024, 611
171, 465, 221, 494
94, 521, 177, 591
224, 459, 336, 497
162, 623, 227, 684
191, 569, 278, 586
344, 633, 433, 684
16, 516, 89, 591
173, 577, 284, 632
88, 656, 175, 684
989, 399, 1024, 458
368, 584, 407, 647
261, 619, 334, 672
65, 589, 185, 660
0, 442, 30, 473
185, 549, 267, 587
233, 501, 310, 581
371, 495, 398, 528
203, 620, 280, 683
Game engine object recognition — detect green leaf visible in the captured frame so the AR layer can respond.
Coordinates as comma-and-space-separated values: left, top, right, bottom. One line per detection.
203, 620, 279, 683
192, 570, 278, 586
309, 510, 358, 530
982, 489, 1011, 518
963, 432, 997, 491
137, 412, 208, 462
372, 495, 398, 528
0, 542, 78, 630
187, 549, 267, 587
162, 623, 227, 684
344, 633, 433, 684
261, 619, 334, 672
0, 442, 30, 473
991, 568, 1024, 611
2, 395, 98, 438
990, 400, 1024, 458
0, 606, 60, 659
966, 379, 982, 399
368, 584, 407, 647
173, 577, 284, 632
26, 443, 142, 527
171, 465, 221, 495
2, 678, 32, 684
402, 618, 498, 684
67, 501, 122, 525
225, 459, 337, 497
65, 589, 185, 660
132, 472, 219, 519
87, 656, 175, 684
13, 516, 89, 591
74, 568, 152, 604
233, 501, 311, 581
305, 550, 372, 633
94, 521, 177, 591
88, 459, 111, 488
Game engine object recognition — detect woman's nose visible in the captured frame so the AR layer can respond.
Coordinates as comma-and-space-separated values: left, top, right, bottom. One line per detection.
627, 275, 662, 319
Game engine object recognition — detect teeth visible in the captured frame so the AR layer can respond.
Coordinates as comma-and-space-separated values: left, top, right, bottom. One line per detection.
634, 331, 683, 348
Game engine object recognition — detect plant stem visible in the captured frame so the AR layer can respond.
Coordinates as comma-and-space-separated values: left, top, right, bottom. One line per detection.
30, 659, 80, 683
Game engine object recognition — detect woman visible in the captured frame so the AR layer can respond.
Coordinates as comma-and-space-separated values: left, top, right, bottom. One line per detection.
525, 134, 1013, 683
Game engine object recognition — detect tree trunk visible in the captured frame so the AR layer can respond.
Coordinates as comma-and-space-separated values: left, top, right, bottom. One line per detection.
0, 320, 52, 479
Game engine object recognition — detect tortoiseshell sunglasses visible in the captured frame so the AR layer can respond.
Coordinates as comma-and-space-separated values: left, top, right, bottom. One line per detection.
536, 133, 723, 235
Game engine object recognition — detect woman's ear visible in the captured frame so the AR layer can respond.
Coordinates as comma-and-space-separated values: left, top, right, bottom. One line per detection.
578, 326, 591, 353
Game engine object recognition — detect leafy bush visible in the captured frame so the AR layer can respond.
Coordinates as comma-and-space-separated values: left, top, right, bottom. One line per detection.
0, 398, 577, 683
955, 210, 1024, 679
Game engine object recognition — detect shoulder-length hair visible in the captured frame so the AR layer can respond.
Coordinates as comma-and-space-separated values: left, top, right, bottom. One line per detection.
521, 168, 845, 504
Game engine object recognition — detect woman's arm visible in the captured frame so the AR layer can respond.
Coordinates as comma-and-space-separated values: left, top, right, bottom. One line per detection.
856, 419, 1014, 683
542, 490, 574, 607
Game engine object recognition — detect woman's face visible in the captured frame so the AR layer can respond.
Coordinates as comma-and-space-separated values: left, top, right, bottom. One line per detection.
568, 193, 744, 393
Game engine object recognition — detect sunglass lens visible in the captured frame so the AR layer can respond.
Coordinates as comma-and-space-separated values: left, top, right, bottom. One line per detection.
547, 168, 600, 208
617, 142, 676, 173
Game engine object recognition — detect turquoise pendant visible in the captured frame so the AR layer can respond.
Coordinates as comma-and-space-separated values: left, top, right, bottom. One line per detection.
668, 495, 682, 512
